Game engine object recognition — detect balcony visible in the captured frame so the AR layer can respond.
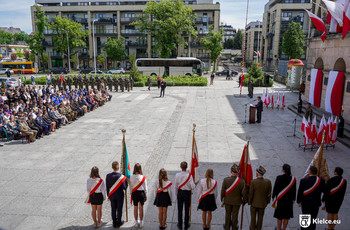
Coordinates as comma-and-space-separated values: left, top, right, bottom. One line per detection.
51, 52, 62, 59
120, 17, 140, 24
93, 29, 118, 36
126, 41, 147, 47
196, 53, 210, 60
43, 41, 53, 47
92, 18, 116, 24
74, 18, 88, 24
136, 53, 148, 58
189, 42, 202, 48
198, 30, 209, 35
121, 29, 144, 35
195, 17, 213, 24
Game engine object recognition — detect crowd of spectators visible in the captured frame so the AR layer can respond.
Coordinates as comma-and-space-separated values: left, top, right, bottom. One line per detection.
0, 84, 112, 144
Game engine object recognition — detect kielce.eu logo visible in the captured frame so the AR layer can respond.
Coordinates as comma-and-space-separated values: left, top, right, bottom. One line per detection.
299, 214, 311, 228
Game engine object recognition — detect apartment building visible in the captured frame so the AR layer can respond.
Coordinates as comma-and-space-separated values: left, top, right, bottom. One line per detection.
220, 24, 236, 41
260, 0, 312, 72
245, 20, 262, 64
31, 0, 220, 69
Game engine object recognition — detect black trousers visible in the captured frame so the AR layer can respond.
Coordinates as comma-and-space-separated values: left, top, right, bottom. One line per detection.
160, 88, 165, 97
257, 111, 262, 123
110, 197, 124, 226
158, 81, 161, 88
302, 206, 319, 230
177, 190, 191, 227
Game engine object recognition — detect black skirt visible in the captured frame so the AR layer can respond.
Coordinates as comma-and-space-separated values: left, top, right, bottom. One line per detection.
273, 200, 294, 220
90, 192, 104, 205
198, 194, 217, 212
132, 190, 146, 206
153, 191, 172, 207
326, 200, 342, 214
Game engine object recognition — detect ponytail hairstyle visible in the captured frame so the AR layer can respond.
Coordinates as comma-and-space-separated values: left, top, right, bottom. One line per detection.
133, 163, 143, 175
159, 168, 168, 188
282, 164, 291, 176
205, 168, 214, 189
90, 166, 101, 178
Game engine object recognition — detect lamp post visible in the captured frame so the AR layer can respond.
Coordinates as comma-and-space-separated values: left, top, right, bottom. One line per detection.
92, 19, 98, 75
62, 29, 71, 73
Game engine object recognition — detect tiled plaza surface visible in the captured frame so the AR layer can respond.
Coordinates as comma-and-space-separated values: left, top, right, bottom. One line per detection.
0, 75, 349, 230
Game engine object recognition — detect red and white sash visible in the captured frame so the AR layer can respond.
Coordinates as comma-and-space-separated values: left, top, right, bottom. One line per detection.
130, 176, 146, 204
330, 178, 345, 195
85, 178, 103, 204
225, 177, 241, 196
272, 176, 296, 208
303, 176, 320, 196
199, 181, 217, 203
108, 175, 127, 200
178, 173, 191, 190
157, 182, 172, 193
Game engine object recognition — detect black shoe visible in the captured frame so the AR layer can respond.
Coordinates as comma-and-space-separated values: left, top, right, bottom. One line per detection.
177, 224, 183, 229
185, 224, 191, 229
223, 224, 225, 229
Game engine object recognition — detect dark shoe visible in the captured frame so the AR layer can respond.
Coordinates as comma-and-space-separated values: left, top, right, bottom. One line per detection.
185, 223, 191, 229
223, 224, 225, 229
177, 224, 183, 229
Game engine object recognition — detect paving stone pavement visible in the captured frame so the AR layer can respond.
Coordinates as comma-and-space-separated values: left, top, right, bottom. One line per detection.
0, 76, 349, 230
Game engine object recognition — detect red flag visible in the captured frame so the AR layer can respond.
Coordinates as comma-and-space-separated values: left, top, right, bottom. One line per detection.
327, 10, 332, 23
60, 75, 65, 83
305, 9, 327, 42
317, 115, 327, 145
191, 128, 199, 184
241, 75, 245, 87
311, 116, 318, 146
282, 93, 286, 108
331, 116, 337, 144
343, 0, 350, 39
271, 93, 274, 108
238, 143, 253, 185
264, 90, 270, 106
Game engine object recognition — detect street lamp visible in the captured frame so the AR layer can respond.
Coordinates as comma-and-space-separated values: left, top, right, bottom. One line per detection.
92, 19, 98, 75
62, 29, 71, 73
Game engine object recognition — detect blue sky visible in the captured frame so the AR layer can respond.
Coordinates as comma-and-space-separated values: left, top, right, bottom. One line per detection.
0, 0, 266, 33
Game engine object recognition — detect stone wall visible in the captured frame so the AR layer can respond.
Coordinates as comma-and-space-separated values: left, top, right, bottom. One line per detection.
305, 34, 350, 121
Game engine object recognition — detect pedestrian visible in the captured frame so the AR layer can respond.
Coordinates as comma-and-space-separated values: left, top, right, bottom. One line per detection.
6, 69, 11, 77
198, 168, 218, 230
31, 75, 35, 85
255, 96, 263, 123
154, 168, 173, 230
226, 70, 230, 80
297, 166, 326, 230
47, 74, 51, 85
323, 167, 347, 230
210, 72, 215, 85
157, 75, 162, 89
175, 161, 195, 230
148, 76, 152, 91
272, 164, 296, 230
86, 166, 107, 228
130, 163, 148, 228
248, 166, 272, 230
248, 79, 254, 98
238, 75, 242, 88
221, 164, 246, 230
106, 161, 128, 228
21, 76, 26, 86
160, 79, 166, 97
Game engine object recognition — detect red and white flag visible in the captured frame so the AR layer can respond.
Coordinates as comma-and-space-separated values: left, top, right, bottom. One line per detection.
264, 90, 270, 106
325, 71, 345, 116
305, 9, 327, 42
301, 116, 308, 132
343, 0, 350, 38
191, 128, 199, 184
271, 93, 274, 108
309, 69, 323, 108
282, 93, 286, 108
323, 0, 345, 26
331, 116, 338, 143
261, 89, 266, 104
302, 116, 312, 146
311, 116, 318, 146
238, 143, 253, 186
317, 115, 327, 145
324, 117, 331, 144
276, 92, 281, 108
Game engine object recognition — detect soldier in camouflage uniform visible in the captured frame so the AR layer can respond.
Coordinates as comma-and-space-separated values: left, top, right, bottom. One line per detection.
63, 76, 67, 90
107, 76, 113, 91
73, 75, 78, 89
125, 77, 130, 92
67, 75, 72, 91
78, 75, 84, 89
84, 75, 89, 91
59, 103, 73, 122
90, 75, 95, 90
52, 76, 57, 91
119, 77, 124, 92
96, 76, 101, 91
130, 76, 134, 90
113, 76, 119, 92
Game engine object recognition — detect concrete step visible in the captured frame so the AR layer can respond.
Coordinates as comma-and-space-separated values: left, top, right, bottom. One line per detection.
288, 103, 350, 148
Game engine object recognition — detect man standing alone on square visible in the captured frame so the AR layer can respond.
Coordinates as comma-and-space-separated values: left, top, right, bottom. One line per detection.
255, 96, 263, 123
160, 79, 166, 97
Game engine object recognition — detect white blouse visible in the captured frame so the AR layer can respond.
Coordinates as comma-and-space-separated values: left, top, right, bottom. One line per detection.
154, 180, 174, 202
197, 178, 218, 201
86, 177, 107, 200
130, 174, 148, 196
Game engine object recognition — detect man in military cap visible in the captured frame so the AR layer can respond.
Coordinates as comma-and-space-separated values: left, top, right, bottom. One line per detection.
107, 75, 113, 91
113, 76, 119, 92
84, 75, 89, 91
73, 75, 78, 89
96, 76, 101, 91
221, 164, 247, 230
59, 103, 72, 122
63, 76, 67, 90
78, 74, 84, 89
66, 102, 78, 120
305, 102, 313, 120
51, 76, 57, 91
90, 74, 95, 90
130, 76, 134, 90
125, 77, 130, 92
248, 79, 254, 98
67, 75, 72, 91
119, 77, 124, 92
248, 166, 272, 230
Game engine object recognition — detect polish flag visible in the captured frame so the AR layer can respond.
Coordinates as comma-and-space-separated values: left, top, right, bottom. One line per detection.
261, 89, 266, 104
331, 116, 338, 143
265, 90, 270, 106
311, 116, 318, 146
303, 118, 312, 147
343, 0, 350, 39
309, 69, 323, 108
282, 93, 286, 108
239, 143, 253, 186
301, 116, 308, 132
329, 115, 334, 140
323, 0, 344, 26
325, 71, 345, 116
191, 128, 199, 184
305, 9, 327, 42
317, 115, 327, 145
324, 117, 331, 144
271, 93, 274, 108
276, 92, 281, 108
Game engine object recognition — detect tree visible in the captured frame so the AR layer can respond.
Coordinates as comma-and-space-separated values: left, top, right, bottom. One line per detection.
104, 37, 126, 66
233, 29, 243, 49
129, 53, 141, 81
223, 38, 234, 49
281, 22, 305, 59
14, 32, 29, 44
97, 54, 106, 70
134, 0, 197, 58
49, 16, 88, 68
15, 48, 24, 59
28, 5, 48, 71
24, 50, 30, 60
201, 27, 224, 72
0, 31, 14, 44
248, 61, 263, 79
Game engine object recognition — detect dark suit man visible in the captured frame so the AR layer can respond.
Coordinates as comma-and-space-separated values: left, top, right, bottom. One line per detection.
221, 164, 246, 230
106, 161, 128, 228
35, 112, 51, 135
248, 166, 272, 230
160, 80, 166, 97
27, 115, 43, 138
255, 96, 263, 123
297, 166, 326, 230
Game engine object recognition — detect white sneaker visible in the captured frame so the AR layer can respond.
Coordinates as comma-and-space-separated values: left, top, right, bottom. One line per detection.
134, 221, 139, 228
139, 220, 143, 228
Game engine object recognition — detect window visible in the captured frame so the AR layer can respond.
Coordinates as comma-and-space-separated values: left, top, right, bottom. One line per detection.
124, 13, 136, 18
96, 14, 106, 19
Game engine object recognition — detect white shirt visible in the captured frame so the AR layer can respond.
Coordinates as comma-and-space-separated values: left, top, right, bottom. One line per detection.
197, 178, 218, 201
174, 171, 195, 196
130, 174, 148, 196
154, 180, 174, 202
86, 177, 107, 200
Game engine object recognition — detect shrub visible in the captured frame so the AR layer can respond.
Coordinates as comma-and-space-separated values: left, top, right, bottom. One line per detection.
248, 62, 264, 79
243, 76, 273, 87
133, 81, 145, 87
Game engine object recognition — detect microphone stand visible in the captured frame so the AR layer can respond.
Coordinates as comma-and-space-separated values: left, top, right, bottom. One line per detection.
287, 114, 298, 138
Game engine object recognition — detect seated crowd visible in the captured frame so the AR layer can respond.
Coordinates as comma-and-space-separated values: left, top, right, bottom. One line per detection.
0, 85, 112, 143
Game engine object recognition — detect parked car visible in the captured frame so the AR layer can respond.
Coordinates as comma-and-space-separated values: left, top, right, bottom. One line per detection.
80, 68, 103, 74
0, 68, 14, 75
0, 77, 19, 88
216, 69, 230, 76
107, 67, 126, 74
231, 70, 239, 75
50, 67, 68, 74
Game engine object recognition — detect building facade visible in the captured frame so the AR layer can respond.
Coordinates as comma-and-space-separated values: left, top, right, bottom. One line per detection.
260, 0, 312, 72
220, 24, 236, 41
0, 45, 30, 62
31, 0, 220, 69
245, 20, 262, 64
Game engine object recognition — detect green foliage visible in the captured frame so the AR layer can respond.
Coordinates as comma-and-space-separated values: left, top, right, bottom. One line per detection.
242, 74, 273, 87
134, 0, 197, 58
0, 30, 14, 44
201, 27, 224, 71
15, 48, 24, 59
133, 81, 145, 87
138, 75, 207, 86
281, 22, 305, 59
248, 62, 263, 79
129, 54, 141, 81
14, 32, 29, 43
223, 38, 234, 49
104, 37, 126, 63
49, 16, 88, 64
1, 80, 6, 89
233, 29, 243, 49
97, 54, 106, 65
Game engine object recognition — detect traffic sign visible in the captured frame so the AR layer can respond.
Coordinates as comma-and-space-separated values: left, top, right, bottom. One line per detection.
22, 65, 25, 70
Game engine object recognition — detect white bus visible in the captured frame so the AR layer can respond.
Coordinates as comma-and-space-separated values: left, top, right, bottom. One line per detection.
135, 57, 203, 76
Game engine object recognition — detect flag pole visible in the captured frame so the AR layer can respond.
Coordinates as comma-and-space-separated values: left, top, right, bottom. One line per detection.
121, 129, 128, 222
240, 136, 251, 230
317, 132, 325, 177
189, 123, 196, 222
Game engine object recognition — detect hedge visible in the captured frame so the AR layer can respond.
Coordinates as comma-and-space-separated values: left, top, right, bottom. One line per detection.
133, 82, 145, 87
242, 74, 274, 87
